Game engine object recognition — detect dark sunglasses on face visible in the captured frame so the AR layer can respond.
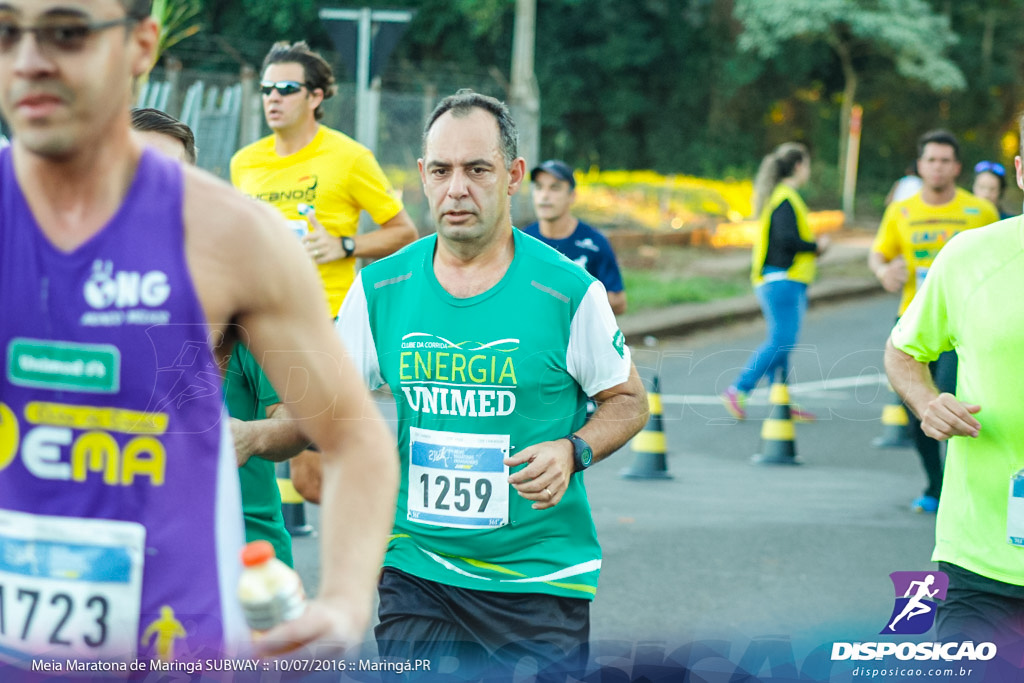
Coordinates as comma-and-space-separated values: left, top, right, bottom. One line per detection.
974, 161, 1005, 177
260, 81, 307, 97
0, 16, 138, 53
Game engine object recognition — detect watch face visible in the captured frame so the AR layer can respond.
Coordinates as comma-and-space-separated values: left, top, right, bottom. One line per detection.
574, 436, 593, 468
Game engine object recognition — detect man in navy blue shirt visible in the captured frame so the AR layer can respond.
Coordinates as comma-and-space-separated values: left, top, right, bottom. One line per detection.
523, 160, 627, 314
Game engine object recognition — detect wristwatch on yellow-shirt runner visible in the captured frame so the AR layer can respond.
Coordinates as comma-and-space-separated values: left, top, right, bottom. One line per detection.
340, 236, 356, 258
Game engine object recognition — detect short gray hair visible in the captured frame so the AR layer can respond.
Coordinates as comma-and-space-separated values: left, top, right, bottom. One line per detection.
423, 89, 518, 169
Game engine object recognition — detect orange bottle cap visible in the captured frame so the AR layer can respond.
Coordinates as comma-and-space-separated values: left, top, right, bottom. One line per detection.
241, 540, 275, 567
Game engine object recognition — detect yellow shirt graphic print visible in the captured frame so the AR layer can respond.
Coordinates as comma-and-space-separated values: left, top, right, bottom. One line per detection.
873, 188, 998, 315
230, 126, 404, 316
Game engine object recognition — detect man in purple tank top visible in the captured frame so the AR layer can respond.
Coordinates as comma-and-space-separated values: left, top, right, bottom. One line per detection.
0, 0, 398, 668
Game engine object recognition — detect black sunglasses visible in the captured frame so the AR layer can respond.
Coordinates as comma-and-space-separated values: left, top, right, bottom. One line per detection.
260, 80, 308, 97
0, 16, 138, 53
974, 161, 1006, 177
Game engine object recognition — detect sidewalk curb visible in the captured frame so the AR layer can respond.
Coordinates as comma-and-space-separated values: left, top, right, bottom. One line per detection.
620, 278, 885, 343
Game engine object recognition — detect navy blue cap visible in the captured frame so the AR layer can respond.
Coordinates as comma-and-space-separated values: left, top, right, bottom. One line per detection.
530, 160, 576, 189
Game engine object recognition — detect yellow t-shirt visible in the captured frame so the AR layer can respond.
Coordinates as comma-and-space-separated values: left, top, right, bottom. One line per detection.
872, 188, 998, 315
230, 126, 404, 316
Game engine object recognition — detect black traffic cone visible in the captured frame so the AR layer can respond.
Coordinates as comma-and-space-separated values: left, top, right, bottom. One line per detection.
872, 384, 914, 449
752, 367, 800, 465
277, 460, 313, 537
621, 375, 672, 480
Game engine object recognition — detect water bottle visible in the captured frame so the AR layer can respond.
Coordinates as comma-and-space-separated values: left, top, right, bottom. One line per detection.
238, 540, 307, 633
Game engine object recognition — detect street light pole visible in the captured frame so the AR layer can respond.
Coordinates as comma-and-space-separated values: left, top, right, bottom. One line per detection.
509, 0, 540, 226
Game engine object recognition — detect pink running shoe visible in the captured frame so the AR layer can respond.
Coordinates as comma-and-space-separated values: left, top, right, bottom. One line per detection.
721, 387, 747, 420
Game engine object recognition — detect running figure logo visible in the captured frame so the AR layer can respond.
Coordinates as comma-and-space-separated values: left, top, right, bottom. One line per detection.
881, 571, 948, 635
142, 605, 188, 660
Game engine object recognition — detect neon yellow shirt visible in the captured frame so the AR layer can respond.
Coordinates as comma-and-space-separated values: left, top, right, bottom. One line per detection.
231, 126, 404, 316
891, 217, 1024, 586
872, 188, 998, 315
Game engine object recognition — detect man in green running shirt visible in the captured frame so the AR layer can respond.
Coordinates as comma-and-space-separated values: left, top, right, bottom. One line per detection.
336, 90, 648, 679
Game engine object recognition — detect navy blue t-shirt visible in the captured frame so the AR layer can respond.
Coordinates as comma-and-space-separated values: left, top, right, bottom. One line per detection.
521, 220, 625, 293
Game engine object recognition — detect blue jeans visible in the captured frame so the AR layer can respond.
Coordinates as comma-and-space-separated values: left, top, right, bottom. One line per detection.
734, 277, 808, 392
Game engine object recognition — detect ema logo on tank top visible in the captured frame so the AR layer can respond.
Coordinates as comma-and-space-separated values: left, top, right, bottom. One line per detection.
80, 260, 172, 328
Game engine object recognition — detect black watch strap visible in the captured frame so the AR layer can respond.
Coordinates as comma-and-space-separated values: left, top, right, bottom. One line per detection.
566, 433, 593, 472
341, 236, 356, 257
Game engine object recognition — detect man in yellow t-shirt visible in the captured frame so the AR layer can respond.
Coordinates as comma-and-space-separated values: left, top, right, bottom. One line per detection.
231, 41, 417, 500
231, 40, 418, 318
869, 130, 999, 513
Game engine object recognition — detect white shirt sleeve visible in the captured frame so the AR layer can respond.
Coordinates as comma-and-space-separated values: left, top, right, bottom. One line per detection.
566, 281, 632, 397
334, 273, 384, 389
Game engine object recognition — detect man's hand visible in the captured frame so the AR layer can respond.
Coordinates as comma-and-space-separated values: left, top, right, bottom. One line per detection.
291, 450, 323, 504
505, 439, 574, 510
252, 599, 364, 659
816, 233, 832, 256
231, 417, 258, 467
301, 208, 345, 264
920, 393, 981, 441
875, 256, 908, 293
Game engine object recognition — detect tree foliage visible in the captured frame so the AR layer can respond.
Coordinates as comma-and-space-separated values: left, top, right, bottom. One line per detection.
734, 0, 965, 188
160, 0, 1024, 210
151, 0, 202, 61
735, 0, 964, 90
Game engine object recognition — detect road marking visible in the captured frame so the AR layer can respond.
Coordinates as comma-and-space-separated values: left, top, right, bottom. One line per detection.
660, 372, 887, 405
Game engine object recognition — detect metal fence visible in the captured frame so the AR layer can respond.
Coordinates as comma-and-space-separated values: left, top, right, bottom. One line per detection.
136, 68, 249, 180
135, 67, 518, 232
137, 70, 470, 230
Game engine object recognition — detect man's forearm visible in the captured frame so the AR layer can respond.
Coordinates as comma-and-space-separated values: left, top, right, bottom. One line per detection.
317, 422, 398, 616
884, 337, 938, 419
240, 404, 311, 463
576, 364, 649, 466
868, 251, 888, 279
347, 211, 418, 259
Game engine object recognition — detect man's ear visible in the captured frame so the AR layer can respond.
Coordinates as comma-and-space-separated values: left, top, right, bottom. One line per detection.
131, 17, 161, 79
507, 157, 527, 197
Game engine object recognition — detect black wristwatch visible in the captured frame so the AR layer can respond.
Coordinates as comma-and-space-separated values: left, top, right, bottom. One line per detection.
566, 433, 593, 472
341, 236, 356, 258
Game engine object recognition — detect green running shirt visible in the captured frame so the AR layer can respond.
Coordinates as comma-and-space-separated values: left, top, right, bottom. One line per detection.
222, 345, 293, 567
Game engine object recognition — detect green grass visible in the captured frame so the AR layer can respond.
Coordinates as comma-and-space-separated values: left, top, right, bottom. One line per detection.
623, 270, 749, 312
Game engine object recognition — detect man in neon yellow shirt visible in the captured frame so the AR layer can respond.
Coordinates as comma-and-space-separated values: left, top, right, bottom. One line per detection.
869, 130, 999, 513
231, 40, 418, 318
884, 119, 1024, 641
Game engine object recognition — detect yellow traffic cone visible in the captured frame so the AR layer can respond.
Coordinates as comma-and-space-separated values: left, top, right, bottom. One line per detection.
752, 367, 800, 465
621, 375, 672, 479
872, 384, 914, 448
276, 460, 313, 536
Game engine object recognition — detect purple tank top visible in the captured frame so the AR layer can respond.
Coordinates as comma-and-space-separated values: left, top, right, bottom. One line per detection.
0, 148, 245, 665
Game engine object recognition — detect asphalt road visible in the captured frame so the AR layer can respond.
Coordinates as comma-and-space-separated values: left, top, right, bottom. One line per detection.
290, 290, 951, 677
